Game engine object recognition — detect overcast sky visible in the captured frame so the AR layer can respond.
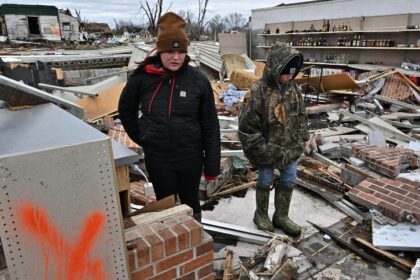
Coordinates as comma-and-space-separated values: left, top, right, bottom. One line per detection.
1, 0, 306, 27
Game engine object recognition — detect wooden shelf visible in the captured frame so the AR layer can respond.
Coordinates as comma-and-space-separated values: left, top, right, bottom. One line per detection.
258, 45, 420, 51
258, 29, 420, 36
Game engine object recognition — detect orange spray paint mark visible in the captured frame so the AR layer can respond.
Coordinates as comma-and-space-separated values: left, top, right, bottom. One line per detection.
18, 203, 110, 280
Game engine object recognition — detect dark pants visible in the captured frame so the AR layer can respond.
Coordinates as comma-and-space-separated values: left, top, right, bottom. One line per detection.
145, 154, 203, 215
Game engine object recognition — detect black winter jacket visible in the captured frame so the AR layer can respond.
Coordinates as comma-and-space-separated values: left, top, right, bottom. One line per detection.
118, 62, 221, 177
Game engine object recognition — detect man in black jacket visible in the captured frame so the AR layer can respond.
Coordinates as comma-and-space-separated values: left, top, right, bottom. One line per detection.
118, 12, 221, 222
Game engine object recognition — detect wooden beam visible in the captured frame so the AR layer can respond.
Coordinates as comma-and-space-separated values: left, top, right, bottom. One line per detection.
222, 250, 233, 280
308, 221, 377, 263
209, 181, 255, 198
352, 237, 415, 272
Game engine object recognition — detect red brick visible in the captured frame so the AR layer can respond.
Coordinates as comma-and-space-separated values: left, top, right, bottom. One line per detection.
378, 202, 401, 221
407, 192, 419, 201
201, 274, 215, 280
396, 178, 420, 188
128, 250, 137, 271
148, 268, 177, 280
156, 249, 194, 273
143, 234, 164, 261
388, 191, 406, 202
358, 180, 371, 188
368, 184, 390, 195
133, 238, 151, 266
126, 230, 142, 242
158, 228, 178, 256
131, 265, 154, 280
356, 185, 375, 195
171, 224, 190, 251
349, 188, 360, 196
178, 271, 196, 280
375, 193, 397, 204
400, 184, 416, 193
183, 219, 202, 246
196, 240, 213, 257
403, 196, 415, 205
162, 217, 180, 227
138, 225, 154, 237
181, 251, 213, 274
150, 222, 168, 233
177, 215, 194, 223
198, 263, 214, 278
387, 179, 403, 188
384, 184, 408, 195
357, 192, 382, 207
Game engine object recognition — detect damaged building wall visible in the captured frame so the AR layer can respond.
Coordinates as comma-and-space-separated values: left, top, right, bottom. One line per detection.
251, 0, 420, 60
0, 4, 61, 41
58, 12, 79, 41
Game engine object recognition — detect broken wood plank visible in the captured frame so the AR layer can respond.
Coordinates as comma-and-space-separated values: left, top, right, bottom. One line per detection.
222, 250, 233, 280
129, 195, 176, 217
309, 126, 358, 138
306, 103, 346, 115
308, 221, 377, 263
209, 181, 256, 198
375, 95, 420, 112
352, 237, 415, 272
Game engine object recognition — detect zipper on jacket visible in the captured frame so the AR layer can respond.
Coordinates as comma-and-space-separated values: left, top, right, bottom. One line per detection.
147, 80, 164, 114
168, 76, 176, 117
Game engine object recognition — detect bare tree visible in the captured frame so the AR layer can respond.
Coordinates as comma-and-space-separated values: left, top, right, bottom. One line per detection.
177, 9, 195, 38
74, 8, 89, 31
224, 13, 246, 31
139, 0, 166, 36
208, 14, 225, 41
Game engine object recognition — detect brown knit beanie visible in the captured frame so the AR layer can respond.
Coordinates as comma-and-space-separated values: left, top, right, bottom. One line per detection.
156, 12, 188, 53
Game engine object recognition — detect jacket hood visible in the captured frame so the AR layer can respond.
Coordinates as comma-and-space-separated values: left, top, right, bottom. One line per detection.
262, 44, 303, 88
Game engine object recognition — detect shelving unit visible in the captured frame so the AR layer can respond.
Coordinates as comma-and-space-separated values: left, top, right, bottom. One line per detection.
255, 14, 420, 74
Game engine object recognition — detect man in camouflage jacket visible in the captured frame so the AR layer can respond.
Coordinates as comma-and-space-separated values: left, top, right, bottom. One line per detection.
239, 44, 309, 236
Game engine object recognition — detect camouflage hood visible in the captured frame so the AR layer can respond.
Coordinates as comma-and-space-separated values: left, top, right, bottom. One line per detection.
262, 44, 303, 89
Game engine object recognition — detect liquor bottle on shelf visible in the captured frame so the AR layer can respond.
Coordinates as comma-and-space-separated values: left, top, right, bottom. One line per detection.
310, 24, 315, 32
352, 34, 357, 46
348, 22, 352, 31
276, 27, 280, 34
332, 25, 336, 32
267, 28, 271, 34
343, 22, 347, 31
327, 20, 330, 32
323, 37, 327, 46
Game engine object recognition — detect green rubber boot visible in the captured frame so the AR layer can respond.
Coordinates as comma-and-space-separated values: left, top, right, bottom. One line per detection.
272, 185, 301, 237
254, 186, 274, 232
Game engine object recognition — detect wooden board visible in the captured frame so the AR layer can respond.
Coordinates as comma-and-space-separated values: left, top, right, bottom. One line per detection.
295, 73, 359, 91
75, 82, 126, 122
115, 165, 130, 192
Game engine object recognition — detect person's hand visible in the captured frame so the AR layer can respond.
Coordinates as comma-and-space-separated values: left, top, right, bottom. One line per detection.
204, 175, 216, 182
204, 175, 216, 189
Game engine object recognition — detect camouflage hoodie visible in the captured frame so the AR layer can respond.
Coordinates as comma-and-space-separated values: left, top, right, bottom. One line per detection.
238, 44, 309, 169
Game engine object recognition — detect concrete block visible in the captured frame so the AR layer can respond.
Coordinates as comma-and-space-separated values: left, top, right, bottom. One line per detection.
340, 168, 366, 186
340, 143, 353, 158
349, 156, 365, 167
368, 130, 386, 147
318, 142, 340, 154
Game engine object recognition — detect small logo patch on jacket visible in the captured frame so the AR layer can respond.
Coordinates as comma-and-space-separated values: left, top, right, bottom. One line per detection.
180, 91, 187, 97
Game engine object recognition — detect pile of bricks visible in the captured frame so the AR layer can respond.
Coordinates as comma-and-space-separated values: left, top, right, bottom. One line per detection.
130, 181, 156, 205
351, 144, 417, 177
349, 177, 420, 223
108, 124, 140, 151
126, 215, 214, 280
